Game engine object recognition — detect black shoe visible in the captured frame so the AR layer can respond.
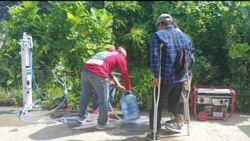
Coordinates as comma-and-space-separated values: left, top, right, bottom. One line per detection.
165, 122, 182, 133
146, 132, 160, 141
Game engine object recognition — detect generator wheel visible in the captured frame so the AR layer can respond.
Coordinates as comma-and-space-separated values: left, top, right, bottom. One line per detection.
198, 112, 208, 121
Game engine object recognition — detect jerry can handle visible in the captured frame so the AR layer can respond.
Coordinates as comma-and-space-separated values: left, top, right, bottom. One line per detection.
124, 91, 131, 95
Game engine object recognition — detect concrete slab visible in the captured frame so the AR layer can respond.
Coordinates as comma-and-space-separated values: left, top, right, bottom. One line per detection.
0, 106, 250, 141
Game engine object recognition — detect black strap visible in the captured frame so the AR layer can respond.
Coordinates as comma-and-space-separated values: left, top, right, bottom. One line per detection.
167, 30, 180, 49
183, 32, 195, 53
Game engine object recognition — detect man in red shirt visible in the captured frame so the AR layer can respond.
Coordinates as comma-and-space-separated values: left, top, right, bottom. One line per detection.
78, 46, 132, 130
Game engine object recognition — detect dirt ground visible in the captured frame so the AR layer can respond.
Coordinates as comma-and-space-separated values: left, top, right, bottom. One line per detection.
0, 106, 250, 141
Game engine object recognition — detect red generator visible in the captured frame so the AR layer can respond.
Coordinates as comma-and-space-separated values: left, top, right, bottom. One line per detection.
193, 86, 237, 121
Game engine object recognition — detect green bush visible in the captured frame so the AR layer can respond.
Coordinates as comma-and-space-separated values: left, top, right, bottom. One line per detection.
0, 1, 113, 108
130, 67, 154, 110
227, 43, 250, 113
0, 86, 22, 106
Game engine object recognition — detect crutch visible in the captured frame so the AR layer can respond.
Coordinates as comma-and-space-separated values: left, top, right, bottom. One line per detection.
181, 74, 192, 136
152, 45, 163, 141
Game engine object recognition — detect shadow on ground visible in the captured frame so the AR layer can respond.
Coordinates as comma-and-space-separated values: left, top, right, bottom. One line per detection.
238, 125, 250, 138
190, 113, 250, 138
1, 107, 250, 141
29, 124, 94, 140
0, 109, 16, 115
28, 118, 151, 140
0, 107, 30, 127
28, 122, 149, 140
28, 114, 190, 141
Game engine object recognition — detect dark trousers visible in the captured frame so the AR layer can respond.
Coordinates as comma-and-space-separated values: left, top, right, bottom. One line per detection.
149, 82, 184, 130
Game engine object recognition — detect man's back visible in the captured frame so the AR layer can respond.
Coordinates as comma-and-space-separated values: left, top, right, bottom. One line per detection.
84, 51, 123, 77
151, 26, 192, 84
83, 50, 131, 90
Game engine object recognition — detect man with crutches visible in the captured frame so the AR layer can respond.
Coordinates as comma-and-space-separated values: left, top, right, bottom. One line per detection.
146, 13, 193, 141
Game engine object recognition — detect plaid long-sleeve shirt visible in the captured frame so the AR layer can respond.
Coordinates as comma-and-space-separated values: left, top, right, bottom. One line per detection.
150, 25, 192, 84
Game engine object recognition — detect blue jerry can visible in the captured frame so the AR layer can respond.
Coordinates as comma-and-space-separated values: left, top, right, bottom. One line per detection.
120, 92, 140, 121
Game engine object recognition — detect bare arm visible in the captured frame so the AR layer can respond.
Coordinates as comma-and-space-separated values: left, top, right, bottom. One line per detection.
112, 75, 125, 90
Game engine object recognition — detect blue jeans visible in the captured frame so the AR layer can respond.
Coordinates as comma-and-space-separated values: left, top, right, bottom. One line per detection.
92, 86, 116, 108
109, 86, 116, 104
79, 70, 109, 125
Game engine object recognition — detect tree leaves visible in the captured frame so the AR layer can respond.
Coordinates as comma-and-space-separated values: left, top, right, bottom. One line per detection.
67, 12, 81, 25
229, 43, 250, 59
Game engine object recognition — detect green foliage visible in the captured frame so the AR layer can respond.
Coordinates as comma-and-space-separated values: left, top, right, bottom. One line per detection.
105, 1, 152, 67
0, 1, 113, 102
227, 43, 250, 112
228, 43, 250, 82
130, 67, 154, 110
39, 77, 65, 109
124, 25, 151, 66
32, 1, 114, 76
229, 43, 250, 59
0, 86, 22, 106
0, 56, 21, 86
1, 1, 250, 113
0, 2, 40, 87
191, 52, 218, 85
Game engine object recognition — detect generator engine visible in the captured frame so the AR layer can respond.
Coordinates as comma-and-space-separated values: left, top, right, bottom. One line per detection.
193, 86, 236, 121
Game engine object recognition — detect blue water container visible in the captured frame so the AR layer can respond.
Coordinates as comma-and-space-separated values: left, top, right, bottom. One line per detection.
120, 92, 140, 121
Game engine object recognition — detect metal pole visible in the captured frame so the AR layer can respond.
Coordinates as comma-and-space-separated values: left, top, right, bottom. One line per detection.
20, 32, 33, 110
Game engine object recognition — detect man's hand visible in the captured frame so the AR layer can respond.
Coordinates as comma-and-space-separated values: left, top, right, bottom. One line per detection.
153, 78, 161, 86
123, 89, 132, 94
118, 84, 125, 90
